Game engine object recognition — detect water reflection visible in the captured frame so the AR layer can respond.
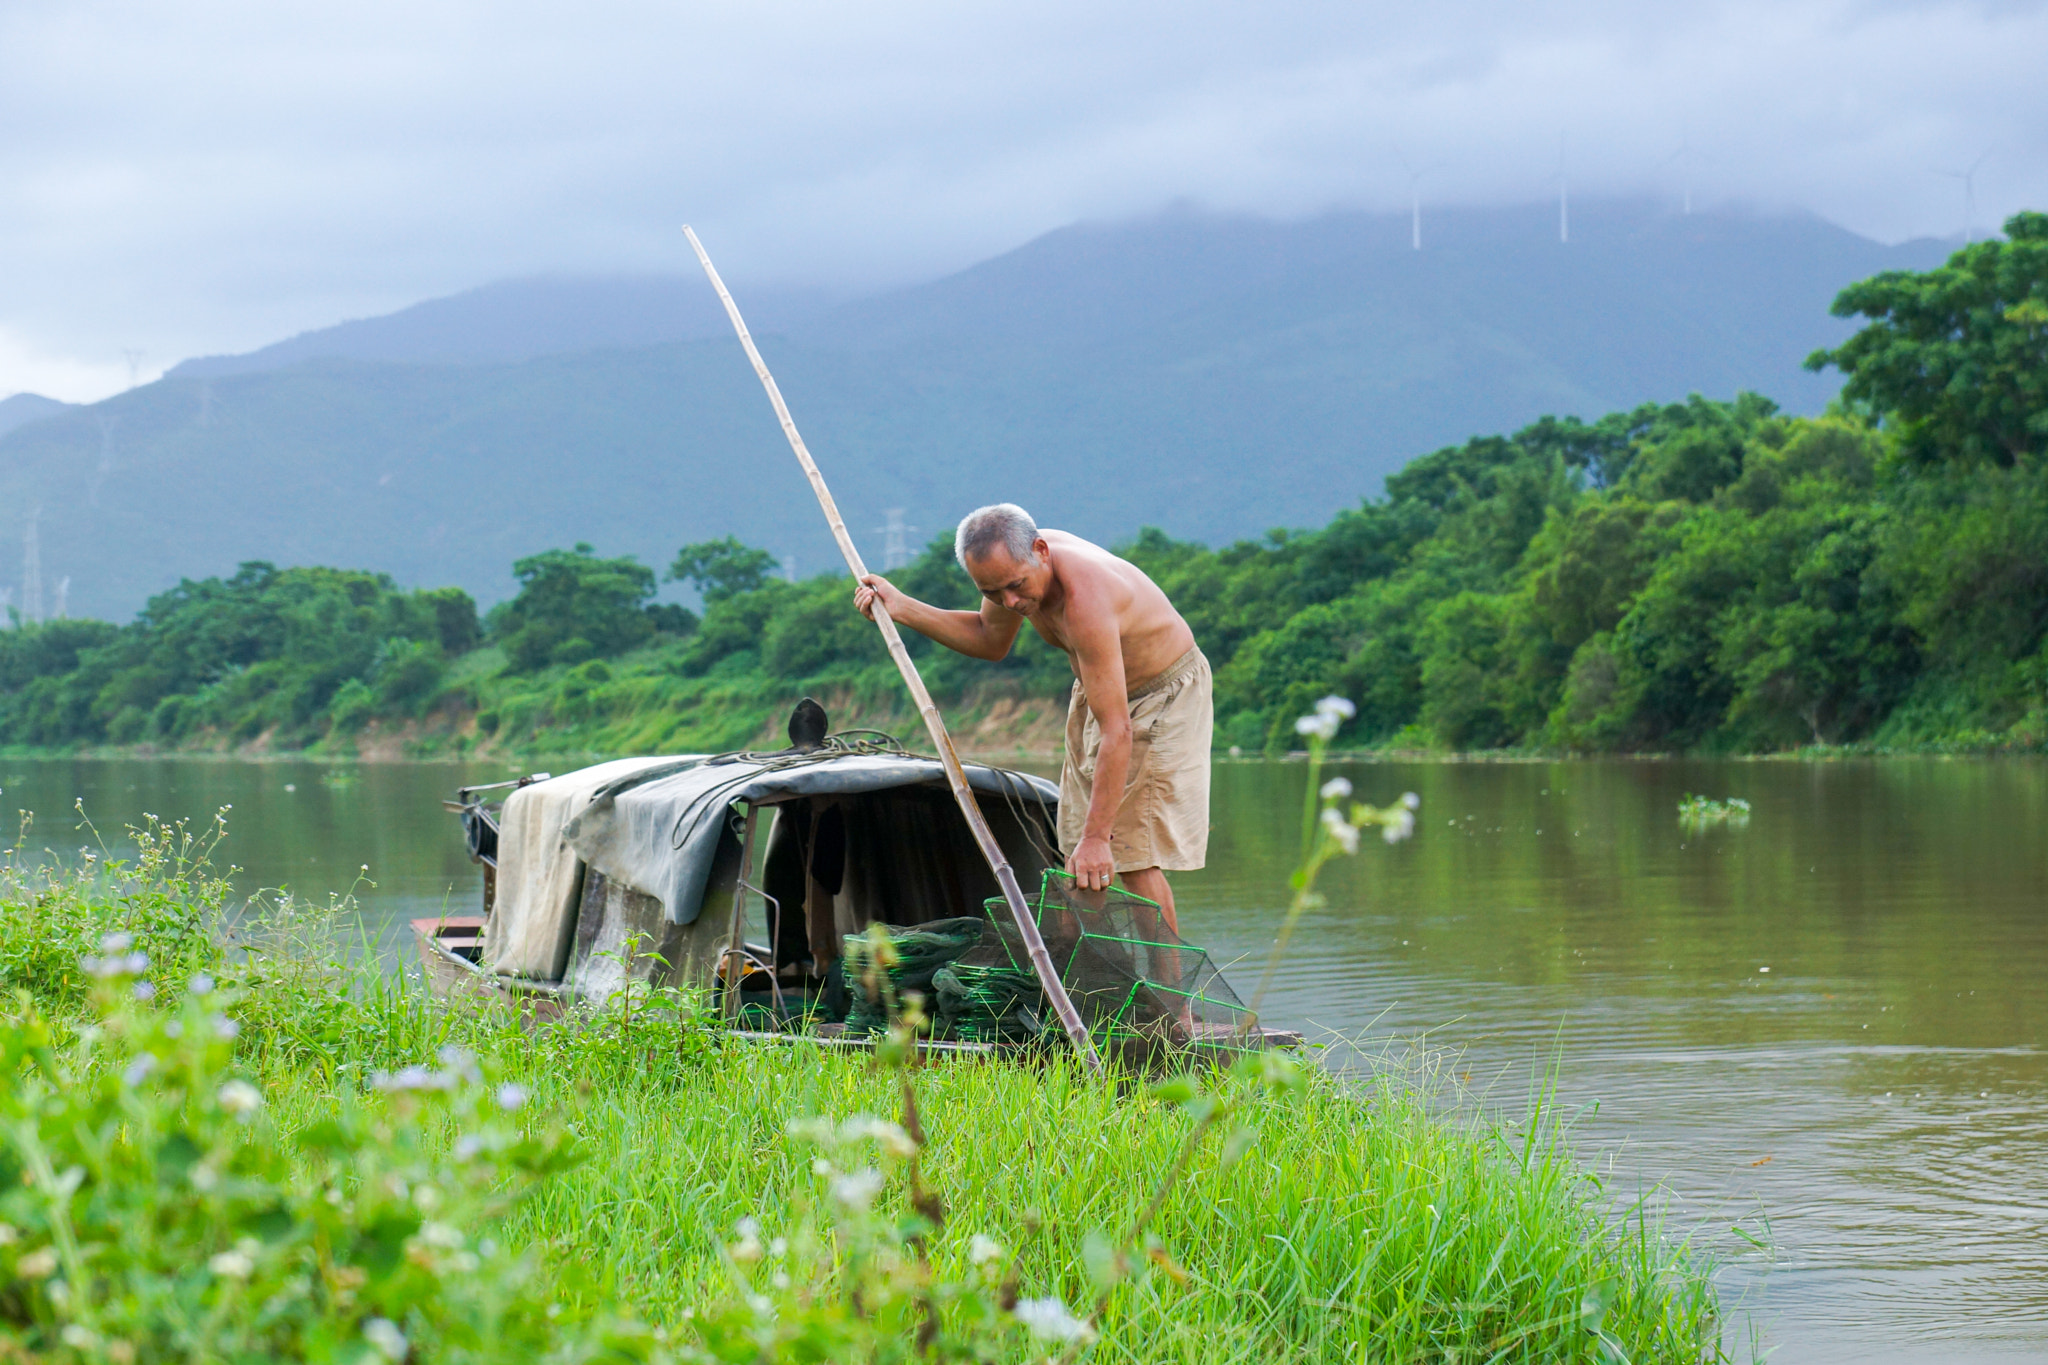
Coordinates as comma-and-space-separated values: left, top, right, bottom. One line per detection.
3, 753, 2043, 1362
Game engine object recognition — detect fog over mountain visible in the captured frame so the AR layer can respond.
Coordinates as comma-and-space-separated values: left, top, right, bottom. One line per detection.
0, 200, 1948, 624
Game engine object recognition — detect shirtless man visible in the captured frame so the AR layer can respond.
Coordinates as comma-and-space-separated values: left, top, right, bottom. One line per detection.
854, 502, 1212, 933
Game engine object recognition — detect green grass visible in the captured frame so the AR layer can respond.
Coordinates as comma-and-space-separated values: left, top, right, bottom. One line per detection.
3, 816, 1730, 1362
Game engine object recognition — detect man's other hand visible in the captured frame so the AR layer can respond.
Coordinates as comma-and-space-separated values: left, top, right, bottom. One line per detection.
854, 574, 902, 622
1066, 834, 1115, 892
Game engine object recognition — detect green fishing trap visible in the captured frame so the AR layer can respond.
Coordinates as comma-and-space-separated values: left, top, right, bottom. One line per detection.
973, 869, 1257, 1047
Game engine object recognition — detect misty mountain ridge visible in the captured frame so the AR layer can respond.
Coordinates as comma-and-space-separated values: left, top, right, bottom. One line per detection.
0, 198, 1952, 623
167, 279, 840, 378
0, 393, 75, 440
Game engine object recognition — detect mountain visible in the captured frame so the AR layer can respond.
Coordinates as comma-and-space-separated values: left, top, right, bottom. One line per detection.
169, 277, 836, 377
0, 199, 1951, 623
0, 393, 73, 440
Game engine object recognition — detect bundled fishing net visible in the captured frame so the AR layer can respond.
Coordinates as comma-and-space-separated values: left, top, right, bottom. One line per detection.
840, 917, 986, 1035
932, 963, 1043, 1043
973, 870, 1256, 1049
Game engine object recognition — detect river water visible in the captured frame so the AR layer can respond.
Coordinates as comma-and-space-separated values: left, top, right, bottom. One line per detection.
2, 754, 2043, 1363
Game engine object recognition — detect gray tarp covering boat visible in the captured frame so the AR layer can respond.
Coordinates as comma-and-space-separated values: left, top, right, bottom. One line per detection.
566, 753, 1058, 927
481, 748, 1061, 994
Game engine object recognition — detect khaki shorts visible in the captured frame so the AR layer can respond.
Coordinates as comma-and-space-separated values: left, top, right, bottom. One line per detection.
1058, 648, 1213, 874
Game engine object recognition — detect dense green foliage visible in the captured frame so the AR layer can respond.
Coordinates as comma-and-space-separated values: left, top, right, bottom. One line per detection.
1810, 211, 2048, 468
489, 543, 694, 673
2, 225, 2044, 757
0, 812, 1726, 1361
0, 564, 480, 749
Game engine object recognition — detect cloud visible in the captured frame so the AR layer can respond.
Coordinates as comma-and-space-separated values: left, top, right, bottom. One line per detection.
1, 0, 2041, 401
0, 326, 145, 404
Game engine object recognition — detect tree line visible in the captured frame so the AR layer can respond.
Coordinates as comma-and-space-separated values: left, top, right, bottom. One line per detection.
3, 213, 2044, 755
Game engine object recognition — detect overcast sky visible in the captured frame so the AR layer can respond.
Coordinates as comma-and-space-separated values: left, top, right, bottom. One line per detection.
3, 0, 2042, 402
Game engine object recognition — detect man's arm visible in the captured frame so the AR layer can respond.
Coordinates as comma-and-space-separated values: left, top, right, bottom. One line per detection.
854, 575, 1024, 661
1064, 590, 1129, 893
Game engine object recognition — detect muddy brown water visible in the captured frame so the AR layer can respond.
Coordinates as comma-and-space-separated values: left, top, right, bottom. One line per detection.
3, 753, 2043, 1362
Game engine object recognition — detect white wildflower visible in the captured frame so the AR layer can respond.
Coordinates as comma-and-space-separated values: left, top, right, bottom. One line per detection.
16, 1247, 57, 1278
372, 1065, 444, 1093
207, 1249, 254, 1279
412, 1185, 442, 1212
785, 1116, 836, 1143
1294, 712, 1340, 741
828, 1168, 885, 1212
730, 1217, 764, 1264
123, 952, 149, 975
1319, 777, 1353, 800
453, 1135, 484, 1161
437, 1046, 481, 1085
1013, 1296, 1096, 1343
0, 1224, 16, 1246
1401, 791, 1421, 810
858, 1118, 917, 1158
968, 1234, 1005, 1265
60, 1325, 97, 1349
131, 981, 156, 1002
1320, 806, 1360, 854
189, 974, 215, 995
122, 1055, 157, 1087
495, 1083, 528, 1112
811, 1158, 834, 1178
211, 1015, 240, 1040
362, 1317, 409, 1361
99, 932, 134, 954
767, 1237, 787, 1258
216, 1080, 263, 1116
416, 1222, 462, 1250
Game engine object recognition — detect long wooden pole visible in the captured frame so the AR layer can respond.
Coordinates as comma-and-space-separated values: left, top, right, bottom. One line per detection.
683, 226, 1102, 1070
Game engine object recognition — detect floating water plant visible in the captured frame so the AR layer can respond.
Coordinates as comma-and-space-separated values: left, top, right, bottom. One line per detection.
1679, 793, 1751, 826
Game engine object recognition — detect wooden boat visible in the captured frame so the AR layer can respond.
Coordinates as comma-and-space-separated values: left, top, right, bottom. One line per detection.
417, 708, 1298, 1063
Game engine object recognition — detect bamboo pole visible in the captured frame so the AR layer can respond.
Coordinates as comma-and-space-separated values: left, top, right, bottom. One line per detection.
683, 226, 1103, 1071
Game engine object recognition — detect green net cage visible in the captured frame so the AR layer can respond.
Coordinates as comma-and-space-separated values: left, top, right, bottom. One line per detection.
971, 869, 1258, 1048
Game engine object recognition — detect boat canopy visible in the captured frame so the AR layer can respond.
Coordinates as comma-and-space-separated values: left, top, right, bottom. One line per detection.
482, 750, 1059, 982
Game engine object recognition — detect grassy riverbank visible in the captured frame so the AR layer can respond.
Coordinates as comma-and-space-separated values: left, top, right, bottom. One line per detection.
0, 815, 1730, 1362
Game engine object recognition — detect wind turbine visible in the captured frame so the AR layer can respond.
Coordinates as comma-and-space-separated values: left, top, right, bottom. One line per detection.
1554, 134, 1569, 245
1397, 149, 1439, 251
121, 349, 146, 390
1936, 153, 1990, 242
1660, 131, 1713, 215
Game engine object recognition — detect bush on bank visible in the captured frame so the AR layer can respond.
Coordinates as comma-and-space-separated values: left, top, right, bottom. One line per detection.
0, 813, 1730, 1362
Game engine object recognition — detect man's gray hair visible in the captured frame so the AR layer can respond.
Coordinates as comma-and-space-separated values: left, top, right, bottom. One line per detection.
954, 503, 1040, 568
